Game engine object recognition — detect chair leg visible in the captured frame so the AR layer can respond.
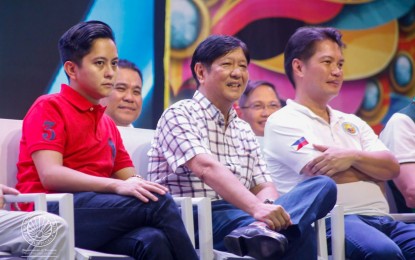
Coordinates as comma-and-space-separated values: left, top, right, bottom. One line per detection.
331, 205, 345, 260
316, 217, 328, 259
173, 197, 195, 247
192, 198, 214, 260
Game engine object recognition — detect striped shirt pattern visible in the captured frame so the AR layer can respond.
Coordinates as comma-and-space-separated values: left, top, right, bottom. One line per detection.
148, 90, 272, 200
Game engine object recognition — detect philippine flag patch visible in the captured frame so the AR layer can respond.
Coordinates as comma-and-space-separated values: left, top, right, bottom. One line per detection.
291, 137, 309, 151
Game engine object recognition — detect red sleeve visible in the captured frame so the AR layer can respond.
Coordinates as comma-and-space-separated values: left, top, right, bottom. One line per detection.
24, 97, 66, 155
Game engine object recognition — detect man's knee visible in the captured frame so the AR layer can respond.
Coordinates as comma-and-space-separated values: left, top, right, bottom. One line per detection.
39, 213, 70, 248
153, 193, 181, 212
311, 176, 337, 197
52, 215, 70, 239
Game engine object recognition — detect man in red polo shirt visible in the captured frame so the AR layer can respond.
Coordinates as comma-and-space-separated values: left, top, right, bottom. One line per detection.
16, 20, 197, 260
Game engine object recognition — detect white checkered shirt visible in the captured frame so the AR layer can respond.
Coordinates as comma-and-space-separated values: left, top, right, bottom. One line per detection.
148, 90, 272, 200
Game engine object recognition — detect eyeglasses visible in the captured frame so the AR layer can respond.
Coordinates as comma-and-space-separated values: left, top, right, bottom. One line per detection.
241, 102, 281, 111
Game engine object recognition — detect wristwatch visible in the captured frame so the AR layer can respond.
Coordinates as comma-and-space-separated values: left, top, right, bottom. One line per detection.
263, 199, 274, 204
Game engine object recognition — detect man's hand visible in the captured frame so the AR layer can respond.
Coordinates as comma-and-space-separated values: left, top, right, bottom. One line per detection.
251, 203, 292, 231
0, 184, 20, 209
303, 144, 356, 176
113, 178, 168, 203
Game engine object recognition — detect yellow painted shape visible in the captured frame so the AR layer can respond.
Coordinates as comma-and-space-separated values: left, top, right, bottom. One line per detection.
342, 20, 398, 80
252, 21, 398, 81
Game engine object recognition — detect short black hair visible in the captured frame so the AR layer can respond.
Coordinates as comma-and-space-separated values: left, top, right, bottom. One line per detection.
58, 20, 115, 67
284, 26, 345, 88
190, 35, 250, 86
118, 59, 143, 81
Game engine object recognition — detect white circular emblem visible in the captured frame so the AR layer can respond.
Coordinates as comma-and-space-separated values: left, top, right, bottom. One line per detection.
342, 122, 358, 136
21, 212, 58, 247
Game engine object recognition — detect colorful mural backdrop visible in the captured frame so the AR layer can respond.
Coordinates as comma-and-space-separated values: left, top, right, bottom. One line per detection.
166, 0, 415, 133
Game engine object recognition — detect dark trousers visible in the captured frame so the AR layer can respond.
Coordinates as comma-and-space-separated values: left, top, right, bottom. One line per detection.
49, 192, 198, 260
204, 175, 337, 259
327, 214, 415, 259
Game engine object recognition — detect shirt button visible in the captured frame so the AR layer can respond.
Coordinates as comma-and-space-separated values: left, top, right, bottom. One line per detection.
90, 107, 94, 111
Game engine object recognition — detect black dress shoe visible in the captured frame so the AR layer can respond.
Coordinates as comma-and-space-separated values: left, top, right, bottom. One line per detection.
224, 225, 288, 260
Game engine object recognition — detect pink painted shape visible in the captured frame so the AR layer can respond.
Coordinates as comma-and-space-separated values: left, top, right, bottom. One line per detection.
212, 0, 343, 35
329, 80, 366, 114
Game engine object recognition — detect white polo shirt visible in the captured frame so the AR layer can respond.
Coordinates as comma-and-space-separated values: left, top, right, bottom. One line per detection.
380, 112, 415, 164
264, 99, 390, 216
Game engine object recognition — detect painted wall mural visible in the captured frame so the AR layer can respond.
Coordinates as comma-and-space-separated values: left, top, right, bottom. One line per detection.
167, 0, 415, 133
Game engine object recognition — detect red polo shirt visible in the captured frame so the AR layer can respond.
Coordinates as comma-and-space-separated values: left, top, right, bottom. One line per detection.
16, 84, 134, 194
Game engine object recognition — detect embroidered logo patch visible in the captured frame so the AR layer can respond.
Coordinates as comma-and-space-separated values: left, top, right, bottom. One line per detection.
342, 122, 358, 136
291, 137, 309, 151
42, 121, 56, 141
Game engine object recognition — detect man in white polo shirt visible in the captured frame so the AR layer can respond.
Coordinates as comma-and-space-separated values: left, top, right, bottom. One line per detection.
380, 99, 415, 212
265, 26, 415, 259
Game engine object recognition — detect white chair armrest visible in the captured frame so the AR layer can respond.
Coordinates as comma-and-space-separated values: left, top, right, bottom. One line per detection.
390, 213, 415, 223
46, 194, 74, 222
4, 193, 47, 211
192, 197, 214, 260
173, 196, 195, 247
75, 248, 133, 259
46, 193, 75, 260
316, 204, 345, 260
316, 216, 328, 260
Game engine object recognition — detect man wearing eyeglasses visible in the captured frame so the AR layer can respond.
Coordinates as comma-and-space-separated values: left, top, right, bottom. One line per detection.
239, 80, 284, 136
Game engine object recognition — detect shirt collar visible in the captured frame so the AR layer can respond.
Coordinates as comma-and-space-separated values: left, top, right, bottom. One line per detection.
193, 90, 238, 125
60, 84, 106, 114
61, 84, 105, 118
286, 99, 343, 125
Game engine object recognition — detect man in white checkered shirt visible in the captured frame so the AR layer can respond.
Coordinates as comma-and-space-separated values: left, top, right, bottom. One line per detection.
148, 35, 337, 260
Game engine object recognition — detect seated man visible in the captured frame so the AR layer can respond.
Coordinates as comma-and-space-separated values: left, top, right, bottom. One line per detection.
100, 59, 143, 127
16, 20, 197, 260
265, 26, 415, 259
148, 34, 337, 260
380, 98, 415, 212
0, 184, 69, 259
238, 80, 283, 136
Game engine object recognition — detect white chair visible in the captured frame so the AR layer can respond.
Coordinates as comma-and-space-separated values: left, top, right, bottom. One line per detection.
316, 205, 345, 260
